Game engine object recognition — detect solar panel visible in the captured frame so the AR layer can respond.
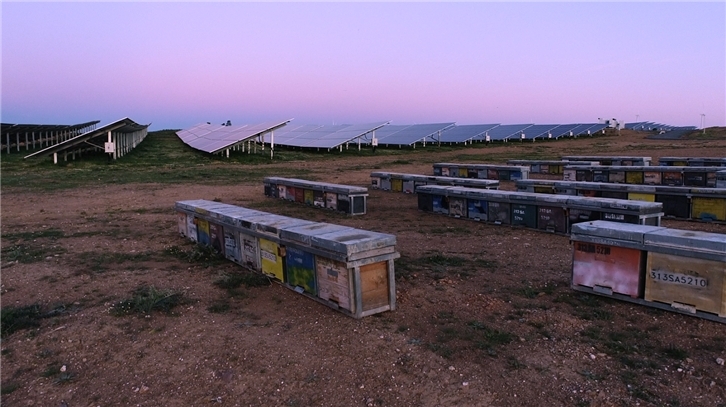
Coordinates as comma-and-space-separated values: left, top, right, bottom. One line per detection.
277, 125, 351, 148
303, 122, 389, 149
480, 124, 533, 141
567, 123, 606, 136
437, 124, 500, 143
517, 124, 559, 140
24, 117, 149, 160
270, 124, 325, 145
376, 123, 455, 146
546, 124, 580, 138
177, 120, 291, 153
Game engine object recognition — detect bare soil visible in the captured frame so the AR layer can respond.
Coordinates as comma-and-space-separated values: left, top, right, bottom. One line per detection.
2, 130, 726, 407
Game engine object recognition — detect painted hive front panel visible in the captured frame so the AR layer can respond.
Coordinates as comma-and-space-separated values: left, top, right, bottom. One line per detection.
304, 189, 314, 205
488, 201, 510, 224
209, 222, 225, 256
628, 192, 656, 202
224, 229, 242, 264
360, 261, 390, 312
692, 197, 726, 221
449, 197, 466, 218
325, 192, 338, 210
511, 204, 537, 228
572, 242, 644, 297
259, 237, 284, 281
645, 252, 725, 316
285, 246, 317, 294
316, 256, 352, 311
187, 216, 198, 242
197, 219, 211, 246
467, 199, 487, 221
538, 206, 567, 233
240, 232, 261, 271
177, 212, 187, 236
311, 190, 324, 207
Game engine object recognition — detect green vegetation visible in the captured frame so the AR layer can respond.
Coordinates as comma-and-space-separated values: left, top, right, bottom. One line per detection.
0, 130, 314, 191
164, 244, 228, 268
1, 304, 43, 337
0, 382, 20, 395
426, 317, 515, 359
109, 285, 188, 316
1, 303, 75, 337
76, 250, 154, 273
1, 243, 66, 264
213, 272, 271, 291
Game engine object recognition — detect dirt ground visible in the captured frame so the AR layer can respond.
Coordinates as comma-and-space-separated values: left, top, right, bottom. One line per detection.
2, 130, 726, 407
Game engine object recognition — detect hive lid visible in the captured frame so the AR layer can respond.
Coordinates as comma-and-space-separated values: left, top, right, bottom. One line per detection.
571, 220, 666, 244
310, 228, 397, 256
279, 222, 351, 246
644, 228, 726, 255
567, 196, 663, 213
254, 216, 316, 237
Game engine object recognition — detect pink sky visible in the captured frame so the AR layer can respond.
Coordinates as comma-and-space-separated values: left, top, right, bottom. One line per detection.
2, 2, 724, 130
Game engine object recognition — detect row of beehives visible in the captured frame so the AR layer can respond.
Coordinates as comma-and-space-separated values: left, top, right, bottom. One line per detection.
369, 172, 499, 193
262, 177, 369, 215
561, 165, 724, 187
571, 220, 725, 323
515, 179, 726, 222
432, 163, 530, 180
414, 184, 664, 234
506, 160, 599, 175
175, 199, 398, 318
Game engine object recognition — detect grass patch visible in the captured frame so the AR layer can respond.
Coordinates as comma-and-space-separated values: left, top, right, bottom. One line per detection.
1, 243, 66, 263
1, 304, 43, 337
164, 244, 228, 268
207, 299, 231, 314
1, 228, 65, 243
214, 272, 271, 290
109, 285, 188, 316
0, 382, 19, 395
76, 251, 154, 273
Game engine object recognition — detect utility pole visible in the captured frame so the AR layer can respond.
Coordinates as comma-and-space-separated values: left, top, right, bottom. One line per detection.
701, 114, 706, 134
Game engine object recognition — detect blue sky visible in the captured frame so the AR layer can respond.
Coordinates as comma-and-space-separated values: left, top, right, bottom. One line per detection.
2, 1, 724, 131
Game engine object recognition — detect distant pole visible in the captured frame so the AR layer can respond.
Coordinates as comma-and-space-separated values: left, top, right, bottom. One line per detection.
701, 114, 706, 134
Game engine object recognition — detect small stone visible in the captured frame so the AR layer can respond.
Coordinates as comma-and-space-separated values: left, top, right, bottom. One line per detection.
60, 365, 67, 372
677, 368, 683, 372
462, 382, 469, 386
589, 354, 596, 360
448, 366, 455, 371
717, 358, 725, 366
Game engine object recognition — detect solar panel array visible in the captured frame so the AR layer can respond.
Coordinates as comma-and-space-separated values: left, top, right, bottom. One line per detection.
436, 124, 499, 143
374, 123, 455, 146
271, 122, 389, 149
177, 118, 690, 153
176, 120, 291, 154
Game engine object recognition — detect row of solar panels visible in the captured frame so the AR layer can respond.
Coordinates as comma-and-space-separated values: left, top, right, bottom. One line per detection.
177, 121, 624, 154
624, 122, 698, 132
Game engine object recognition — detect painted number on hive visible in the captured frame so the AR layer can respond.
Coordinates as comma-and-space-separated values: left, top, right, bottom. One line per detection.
650, 270, 708, 288
576, 243, 611, 255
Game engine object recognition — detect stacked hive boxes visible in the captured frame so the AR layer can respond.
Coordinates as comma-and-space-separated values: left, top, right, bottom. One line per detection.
176, 199, 399, 318
562, 165, 723, 187
432, 163, 530, 181
369, 172, 499, 193
515, 179, 726, 222
263, 177, 368, 215
570, 220, 725, 323
415, 185, 663, 234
